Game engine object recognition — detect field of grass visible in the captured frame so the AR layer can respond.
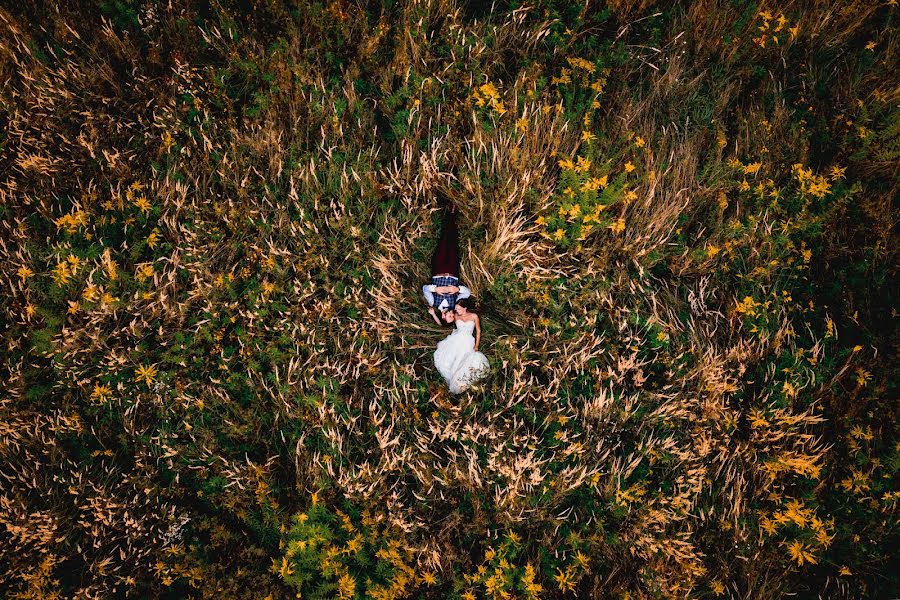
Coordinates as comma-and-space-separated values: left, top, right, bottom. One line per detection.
1, 1, 897, 598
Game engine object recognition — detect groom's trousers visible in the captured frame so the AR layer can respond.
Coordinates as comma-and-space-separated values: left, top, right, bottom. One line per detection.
431, 208, 460, 277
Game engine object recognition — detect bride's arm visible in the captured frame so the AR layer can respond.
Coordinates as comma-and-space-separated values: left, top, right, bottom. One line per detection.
473, 314, 481, 351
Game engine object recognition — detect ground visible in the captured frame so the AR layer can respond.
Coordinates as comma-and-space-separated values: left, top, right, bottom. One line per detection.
0, 1, 897, 598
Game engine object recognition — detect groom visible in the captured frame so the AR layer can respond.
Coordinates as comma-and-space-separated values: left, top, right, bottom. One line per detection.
423, 199, 471, 325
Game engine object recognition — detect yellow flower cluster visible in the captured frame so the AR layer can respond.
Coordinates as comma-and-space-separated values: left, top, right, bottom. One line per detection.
471, 81, 506, 116
550, 68, 572, 86
551, 57, 608, 93
786, 540, 818, 566
734, 295, 770, 318
54, 209, 88, 234
543, 142, 644, 244
134, 363, 158, 386
556, 155, 591, 173
462, 533, 552, 600
52, 254, 83, 286
17, 265, 34, 282
615, 482, 646, 507
123, 181, 153, 214
791, 163, 833, 199
135, 263, 155, 282
839, 468, 871, 495
566, 56, 596, 73
522, 563, 543, 599
760, 498, 833, 567
554, 564, 578, 593
90, 383, 112, 404
580, 175, 608, 192
753, 10, 799, 48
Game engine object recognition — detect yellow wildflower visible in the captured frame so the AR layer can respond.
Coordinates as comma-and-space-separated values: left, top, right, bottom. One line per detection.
135, 363, 158, 386
554, 567, 576, 592
787, 540, 817, 566
551, 70, 571, 85
855, 368, 872, 387
90, 383, 112, 403
132, 196, 152, 215
480, 82, 499, 100
574, 550, 589, 569
337, 573, 356, 599
566, 56, 595, 73
137, 264, 154, 281
83, 284, 99, 302
147, 228, 162, 250
52, 261, 71, 285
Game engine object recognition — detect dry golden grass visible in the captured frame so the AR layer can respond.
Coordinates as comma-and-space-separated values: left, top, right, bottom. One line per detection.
0, 1, 896, 598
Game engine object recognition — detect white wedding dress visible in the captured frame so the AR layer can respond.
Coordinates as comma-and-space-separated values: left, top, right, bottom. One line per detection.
434, 319, 490, 394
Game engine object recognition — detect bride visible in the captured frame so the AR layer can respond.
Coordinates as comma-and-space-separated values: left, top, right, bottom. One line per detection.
434, 298, 490, 394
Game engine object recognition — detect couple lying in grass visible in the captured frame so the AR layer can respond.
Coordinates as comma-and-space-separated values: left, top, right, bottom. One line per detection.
422, 200, 490, 394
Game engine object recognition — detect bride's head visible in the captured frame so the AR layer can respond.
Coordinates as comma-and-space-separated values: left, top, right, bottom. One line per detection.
455, 297, 476, 316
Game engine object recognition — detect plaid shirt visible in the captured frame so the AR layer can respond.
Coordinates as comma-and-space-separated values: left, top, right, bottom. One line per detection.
424, 275, 470, 312
432, 275, 459, 311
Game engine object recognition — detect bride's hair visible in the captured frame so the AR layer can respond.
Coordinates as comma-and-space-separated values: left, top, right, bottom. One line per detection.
456, 297, 477, 312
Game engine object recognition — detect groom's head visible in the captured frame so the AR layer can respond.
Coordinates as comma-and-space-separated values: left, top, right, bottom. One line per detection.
441, 309, 456, 325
